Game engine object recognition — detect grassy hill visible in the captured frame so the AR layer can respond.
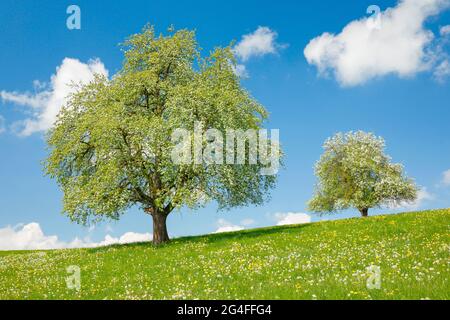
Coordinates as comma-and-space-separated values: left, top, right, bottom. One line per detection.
0, 209, 449, 300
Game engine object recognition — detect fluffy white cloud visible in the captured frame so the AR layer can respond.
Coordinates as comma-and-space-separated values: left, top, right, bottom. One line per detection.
213, 218, 244, 234
440, 24, 450, 36
0, 222, 151, 251
433, 23, 450, 81
232, 26, 285, 78
275, 212, 311, 226
0, 58, 108, 136
304, 0, 450, 86
393, 187, 435, 210
0, 115, 5, 134
94, 232, 152, 247
434, 59, 450, 80
406, 188, 434, 209
232, 64, 249, 78
240, 218, 255, 226
442, 169, 450, 185
234, 26, 280, 62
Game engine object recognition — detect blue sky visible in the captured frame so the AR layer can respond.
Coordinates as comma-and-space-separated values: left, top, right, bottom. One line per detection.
0, 0, 449, 248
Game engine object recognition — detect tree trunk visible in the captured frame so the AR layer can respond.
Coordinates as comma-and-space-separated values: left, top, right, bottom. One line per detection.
359, 208, 369, 217
151, 212, 170, 245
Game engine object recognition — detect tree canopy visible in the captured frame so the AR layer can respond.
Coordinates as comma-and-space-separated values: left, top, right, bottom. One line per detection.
307, 131, 417, 216
45, 25, 279, 244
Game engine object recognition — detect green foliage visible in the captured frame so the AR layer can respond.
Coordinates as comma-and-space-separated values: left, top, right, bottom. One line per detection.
308, 131, 417, 215
0, 209, 448, 299
44, 25, 277, 226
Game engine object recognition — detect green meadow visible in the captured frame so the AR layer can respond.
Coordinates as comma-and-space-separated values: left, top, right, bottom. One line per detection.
0, 209, 449, 300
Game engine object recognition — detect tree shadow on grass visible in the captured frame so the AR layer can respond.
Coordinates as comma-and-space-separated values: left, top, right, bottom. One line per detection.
88, 223, 313, 253
181, 223, 312, 245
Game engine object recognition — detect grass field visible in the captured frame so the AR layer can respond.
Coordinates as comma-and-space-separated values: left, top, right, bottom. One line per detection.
0, 209, 449, 300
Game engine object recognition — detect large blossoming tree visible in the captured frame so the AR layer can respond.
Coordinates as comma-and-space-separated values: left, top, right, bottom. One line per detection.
45, 25, 279, 244
308, 131, 417, 217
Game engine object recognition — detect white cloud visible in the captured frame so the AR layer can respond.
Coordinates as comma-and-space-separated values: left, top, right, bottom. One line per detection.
406, 188, 435, 209
274, 212, 311, 226
442, 169, 450, 185
234, 26, 280, 62
304, 0, 450, 86
434, 59, 450, 80
440, 24, 450, 36
232, 64, 249, 78
240, 218, 255, 226
213, 218, 244, 234
0, 115, 5, 134
0, 222, 151, 251
0, 58, 108, 136
392, 187, 435, 210
94, 232, 152, 247
232, 26, 285, 78
433, 23, 450, 81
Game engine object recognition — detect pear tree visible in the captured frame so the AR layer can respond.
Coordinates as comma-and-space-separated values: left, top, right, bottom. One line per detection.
45, 25, 280, 244
308, 131, 417, 217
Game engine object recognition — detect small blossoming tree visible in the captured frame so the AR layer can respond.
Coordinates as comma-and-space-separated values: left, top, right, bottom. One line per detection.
308, 131, 417, 217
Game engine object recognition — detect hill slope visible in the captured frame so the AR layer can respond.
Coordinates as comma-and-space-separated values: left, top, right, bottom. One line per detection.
0, 209, 449, 300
